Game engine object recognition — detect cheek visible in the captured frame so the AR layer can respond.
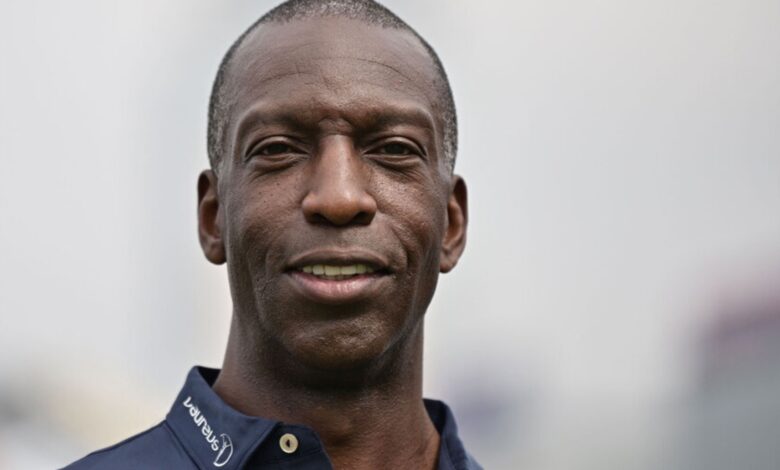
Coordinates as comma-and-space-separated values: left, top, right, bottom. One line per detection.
223, 175, 302, 283
375, 175, 447, 285
379, 173, 446, 245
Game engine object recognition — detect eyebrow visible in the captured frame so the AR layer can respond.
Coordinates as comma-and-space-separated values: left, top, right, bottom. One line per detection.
233, 103, 436, 142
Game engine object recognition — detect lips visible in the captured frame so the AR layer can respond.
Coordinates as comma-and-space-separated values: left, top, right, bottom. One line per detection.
285, 249, 392, 305
298, 263, 376, 279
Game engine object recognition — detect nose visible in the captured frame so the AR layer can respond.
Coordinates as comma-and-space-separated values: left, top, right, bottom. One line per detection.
301, 136, 377, 226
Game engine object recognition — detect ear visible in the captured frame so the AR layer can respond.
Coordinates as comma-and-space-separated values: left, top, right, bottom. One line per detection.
439, 175, 468, 273
197, 170, 226, 265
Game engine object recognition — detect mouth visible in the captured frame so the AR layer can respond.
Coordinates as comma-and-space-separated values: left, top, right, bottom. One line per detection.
285, 250, 392, 305
296, 263, 379, 280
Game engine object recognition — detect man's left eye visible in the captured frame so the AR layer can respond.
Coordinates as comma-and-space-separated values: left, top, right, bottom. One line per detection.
257, 142, 295, 156
376, 142, 415, 156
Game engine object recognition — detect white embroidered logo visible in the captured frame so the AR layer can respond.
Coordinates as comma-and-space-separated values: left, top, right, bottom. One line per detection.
182, 396, 234, 467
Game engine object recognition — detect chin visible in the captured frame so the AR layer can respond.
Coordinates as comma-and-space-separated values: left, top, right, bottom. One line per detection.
295, 328, 390, 368
280, 319, 410, 383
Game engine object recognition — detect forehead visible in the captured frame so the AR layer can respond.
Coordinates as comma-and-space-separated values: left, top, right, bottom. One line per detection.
224, 17, 442, 131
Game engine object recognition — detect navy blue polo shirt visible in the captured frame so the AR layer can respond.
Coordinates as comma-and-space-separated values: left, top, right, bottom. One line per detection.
64, 367, 482, 469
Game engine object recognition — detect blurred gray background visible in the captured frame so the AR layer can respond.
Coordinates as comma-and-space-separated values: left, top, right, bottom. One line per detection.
1, 1, 779, 469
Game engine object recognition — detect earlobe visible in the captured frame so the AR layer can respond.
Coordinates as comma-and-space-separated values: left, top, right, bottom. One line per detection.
440, 176, 468, 273
197, 170, 226, 265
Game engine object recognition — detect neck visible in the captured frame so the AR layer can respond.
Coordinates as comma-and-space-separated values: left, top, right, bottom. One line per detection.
212, 314, 440, 470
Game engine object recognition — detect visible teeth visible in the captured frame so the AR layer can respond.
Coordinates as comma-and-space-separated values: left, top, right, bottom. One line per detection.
324, 265, 340, 276
300, 264, 375, 278
340, 265, 357, 275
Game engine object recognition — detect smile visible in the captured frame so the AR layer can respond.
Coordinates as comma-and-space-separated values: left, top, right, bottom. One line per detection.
285, 250, 392, 305
298, 264, 376, 280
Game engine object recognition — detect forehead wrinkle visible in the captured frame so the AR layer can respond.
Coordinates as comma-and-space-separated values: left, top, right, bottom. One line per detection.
352, 57, 414, 83
251, 69, 321, 88
252, 55, 425, 95
317, 55, 420, 89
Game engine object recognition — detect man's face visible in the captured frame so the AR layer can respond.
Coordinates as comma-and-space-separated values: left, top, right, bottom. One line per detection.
198, 18, 467, 373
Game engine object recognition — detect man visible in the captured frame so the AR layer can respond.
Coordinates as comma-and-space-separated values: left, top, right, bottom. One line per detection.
66, 0, 476, 468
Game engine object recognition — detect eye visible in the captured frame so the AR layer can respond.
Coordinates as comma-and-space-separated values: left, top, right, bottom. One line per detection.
255, 142, 296, 156
375, 142, 416, 156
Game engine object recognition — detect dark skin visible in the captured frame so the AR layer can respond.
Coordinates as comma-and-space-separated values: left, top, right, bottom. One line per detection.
197, 17, 467, 470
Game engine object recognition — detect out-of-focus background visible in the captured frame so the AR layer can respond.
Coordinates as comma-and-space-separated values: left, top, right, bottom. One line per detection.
1, 0, 779, 468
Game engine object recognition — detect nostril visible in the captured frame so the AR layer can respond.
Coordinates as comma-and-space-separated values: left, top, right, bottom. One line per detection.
306, 212, 336, 226
352, 210, 374, 226
301, 190, 377, 226
304, 208, 375, 226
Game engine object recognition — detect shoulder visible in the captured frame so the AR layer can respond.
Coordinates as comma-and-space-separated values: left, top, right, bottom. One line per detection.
61, 422, 195, 470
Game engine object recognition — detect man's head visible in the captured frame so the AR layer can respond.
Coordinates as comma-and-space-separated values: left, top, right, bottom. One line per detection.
197, 0, 467, 383
207, 0, 458, 174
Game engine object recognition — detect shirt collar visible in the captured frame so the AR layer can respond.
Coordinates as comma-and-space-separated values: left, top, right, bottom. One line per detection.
166, 366, 476, 470
166, 367, 276, 469
424, 398, 473, 470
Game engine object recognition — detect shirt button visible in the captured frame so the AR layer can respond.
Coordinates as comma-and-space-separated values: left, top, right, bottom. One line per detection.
279, 433, 299, 454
